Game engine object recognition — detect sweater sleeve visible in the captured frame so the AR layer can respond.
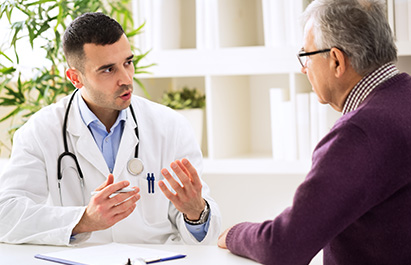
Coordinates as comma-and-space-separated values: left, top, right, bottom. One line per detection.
225, 120, 390, 264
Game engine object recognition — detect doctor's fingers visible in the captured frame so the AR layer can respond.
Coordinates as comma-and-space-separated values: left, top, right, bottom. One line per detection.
175, 160, 190, 176
95, 180, 132, 200
158, 174, 202, 205
89, 190, 139, 213
109, 189, 140, 206
158, 180, 176, 202
169, 160, 202, 189
101, 202, 137, 229
158, 179, 204, 219
82, 196, 138, 231
161, 167, 190, 194
110, 195, 139, 216
179, 159, 202, 187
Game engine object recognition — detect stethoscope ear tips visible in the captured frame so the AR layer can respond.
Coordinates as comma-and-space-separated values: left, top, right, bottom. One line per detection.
127, 158, 144, 175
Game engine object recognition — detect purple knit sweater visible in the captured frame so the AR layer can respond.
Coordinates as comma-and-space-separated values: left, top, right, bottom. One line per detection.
226, 73, 411, 265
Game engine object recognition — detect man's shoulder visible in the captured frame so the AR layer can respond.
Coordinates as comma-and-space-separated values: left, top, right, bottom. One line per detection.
19, 95, 70, 133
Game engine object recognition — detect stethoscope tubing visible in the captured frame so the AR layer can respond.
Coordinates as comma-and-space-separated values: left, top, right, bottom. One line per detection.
57, 89, 140, 206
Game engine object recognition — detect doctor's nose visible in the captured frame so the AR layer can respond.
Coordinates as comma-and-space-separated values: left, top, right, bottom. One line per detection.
117, 67, 134, 87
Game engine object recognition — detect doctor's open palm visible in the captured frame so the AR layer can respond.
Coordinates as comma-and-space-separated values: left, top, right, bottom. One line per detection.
72, 174, 140, 235
159, 158, 206, 221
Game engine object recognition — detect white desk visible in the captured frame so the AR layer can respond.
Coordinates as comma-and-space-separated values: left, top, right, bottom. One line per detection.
0, 242, 260, 265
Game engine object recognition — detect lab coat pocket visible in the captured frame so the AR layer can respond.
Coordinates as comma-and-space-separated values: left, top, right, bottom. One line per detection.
138, 175, 169, 225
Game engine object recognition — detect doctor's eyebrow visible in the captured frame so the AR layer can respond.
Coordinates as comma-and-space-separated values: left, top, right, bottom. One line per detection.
96, 54, 134, 72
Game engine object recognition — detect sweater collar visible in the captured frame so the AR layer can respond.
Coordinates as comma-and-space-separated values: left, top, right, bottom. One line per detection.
342, 63, 399, 115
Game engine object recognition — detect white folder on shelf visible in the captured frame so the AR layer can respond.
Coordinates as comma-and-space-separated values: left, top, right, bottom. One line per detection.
296, 93, 311, 160
394, 0, 409, 41
318, 104, 341, 139
309, 92, 320, 152
270, 88, 297, 160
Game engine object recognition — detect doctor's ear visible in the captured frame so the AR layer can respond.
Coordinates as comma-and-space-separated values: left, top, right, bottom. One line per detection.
66, 68, 83, 89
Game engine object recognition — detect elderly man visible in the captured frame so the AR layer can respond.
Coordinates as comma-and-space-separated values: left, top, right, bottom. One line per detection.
218, 0, 411, 264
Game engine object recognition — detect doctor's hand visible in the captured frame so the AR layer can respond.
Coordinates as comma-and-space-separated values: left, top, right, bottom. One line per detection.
72, 174, 140, 235
158, 158, 206, 221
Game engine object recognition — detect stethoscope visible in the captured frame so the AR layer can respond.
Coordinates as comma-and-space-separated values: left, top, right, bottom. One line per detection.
57, 89, 144, 205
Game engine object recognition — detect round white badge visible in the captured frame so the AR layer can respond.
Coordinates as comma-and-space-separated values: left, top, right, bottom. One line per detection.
127, 158, 144, 175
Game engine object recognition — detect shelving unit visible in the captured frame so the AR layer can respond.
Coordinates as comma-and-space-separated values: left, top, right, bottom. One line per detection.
387, 0, 411, 55
132, 0, 411, 176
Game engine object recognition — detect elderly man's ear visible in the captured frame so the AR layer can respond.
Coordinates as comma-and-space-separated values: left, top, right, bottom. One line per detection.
329, 48, 347, 78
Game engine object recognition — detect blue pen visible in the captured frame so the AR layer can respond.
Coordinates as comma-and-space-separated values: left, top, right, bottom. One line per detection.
147, 173, 151, 193
150, 173, 155, 193
145, 254, 186, 264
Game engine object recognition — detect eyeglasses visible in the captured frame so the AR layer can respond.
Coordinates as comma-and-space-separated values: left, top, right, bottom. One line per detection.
297, 48, 331, 68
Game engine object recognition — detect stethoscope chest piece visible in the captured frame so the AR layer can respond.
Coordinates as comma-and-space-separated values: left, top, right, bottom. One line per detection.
127, 158, 144, 175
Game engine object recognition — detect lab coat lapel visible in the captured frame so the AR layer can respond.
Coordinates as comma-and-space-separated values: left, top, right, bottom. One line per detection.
66, 93, 109, 178
113, 107, 138, 180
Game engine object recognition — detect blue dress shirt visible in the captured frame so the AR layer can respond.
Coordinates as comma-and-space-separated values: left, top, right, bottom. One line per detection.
78, 95, 125, 173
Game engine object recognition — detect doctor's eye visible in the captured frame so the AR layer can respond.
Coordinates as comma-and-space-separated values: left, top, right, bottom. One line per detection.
125, 60, 134, 66
103, 67, 113, 73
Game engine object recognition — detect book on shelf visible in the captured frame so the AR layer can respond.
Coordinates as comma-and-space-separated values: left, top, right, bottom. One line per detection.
394, 0, 409, 42
310, 92, 341, 150
270, 89, 341, 162
262, 0, 286, 47
318, 102, 341, 140
270, 88, 297, 161
296, 93, 311, 160
309, 92, 320, 152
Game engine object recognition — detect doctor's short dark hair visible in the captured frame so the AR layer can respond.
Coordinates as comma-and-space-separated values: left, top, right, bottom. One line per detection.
62, 12, 125, 72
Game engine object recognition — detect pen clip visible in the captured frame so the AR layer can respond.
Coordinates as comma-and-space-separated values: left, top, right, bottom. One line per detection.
150, 173, 155, 194
147, 173, 155, 194
147, 173, 151, 193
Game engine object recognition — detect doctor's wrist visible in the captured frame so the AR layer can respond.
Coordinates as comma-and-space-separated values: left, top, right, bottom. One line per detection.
183, 199, 210, 225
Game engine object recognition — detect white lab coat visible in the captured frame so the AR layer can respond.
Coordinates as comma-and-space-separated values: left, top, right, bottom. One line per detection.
0, 93, 221, 246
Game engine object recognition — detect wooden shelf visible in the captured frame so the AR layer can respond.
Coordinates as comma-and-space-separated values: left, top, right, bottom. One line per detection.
139, 46, 301, 78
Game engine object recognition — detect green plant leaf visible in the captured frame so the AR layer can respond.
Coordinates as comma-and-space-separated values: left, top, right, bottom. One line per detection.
0, 66, 16, 75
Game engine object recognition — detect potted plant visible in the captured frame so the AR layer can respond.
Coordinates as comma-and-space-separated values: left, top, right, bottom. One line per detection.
161, 87, 206, 146
0, 0, 154, 157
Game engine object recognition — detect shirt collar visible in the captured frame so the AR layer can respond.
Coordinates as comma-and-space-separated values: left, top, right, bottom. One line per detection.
342, 63, 399, 115
77, 92, 127, 131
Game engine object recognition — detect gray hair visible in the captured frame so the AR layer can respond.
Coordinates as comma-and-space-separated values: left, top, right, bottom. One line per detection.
302, 0, 397, 75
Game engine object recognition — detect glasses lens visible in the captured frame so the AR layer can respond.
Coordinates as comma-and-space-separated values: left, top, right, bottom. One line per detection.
302, 56, 307, 67
298, 54, 306, 67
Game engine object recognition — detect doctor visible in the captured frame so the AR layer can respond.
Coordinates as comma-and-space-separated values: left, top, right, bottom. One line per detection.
0, 12, 221, 246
